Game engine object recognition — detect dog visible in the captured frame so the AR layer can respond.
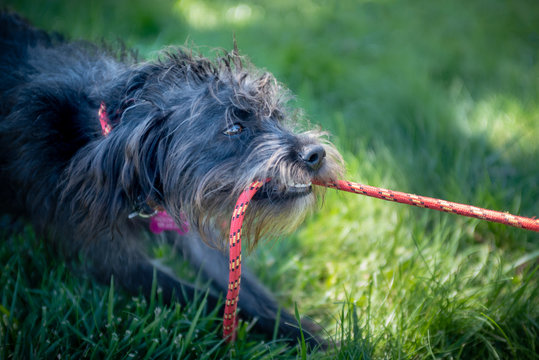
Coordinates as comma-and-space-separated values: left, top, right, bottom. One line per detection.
0, 12, 343, 347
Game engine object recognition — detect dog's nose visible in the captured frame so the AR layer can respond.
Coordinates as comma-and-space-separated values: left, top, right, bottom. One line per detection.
300, 144, 326, 171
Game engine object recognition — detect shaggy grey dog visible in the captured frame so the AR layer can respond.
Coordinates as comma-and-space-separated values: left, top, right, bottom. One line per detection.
0, 12, 343, 346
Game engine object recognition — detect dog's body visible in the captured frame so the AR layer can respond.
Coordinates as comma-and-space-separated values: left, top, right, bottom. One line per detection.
0, 12, 342, 346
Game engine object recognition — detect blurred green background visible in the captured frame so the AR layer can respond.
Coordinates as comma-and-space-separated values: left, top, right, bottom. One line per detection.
1, 0, 538, 358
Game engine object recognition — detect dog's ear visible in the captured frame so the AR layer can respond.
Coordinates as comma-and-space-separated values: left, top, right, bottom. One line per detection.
122, 105, 173, 210
124, 68, 153, 96
112, 64, 164, 116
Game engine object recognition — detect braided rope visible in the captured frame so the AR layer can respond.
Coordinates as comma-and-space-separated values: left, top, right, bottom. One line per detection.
98, 102, 537, 340
314, 180, 539, 232
222, 179, 538, 341
223, 180, 264, 341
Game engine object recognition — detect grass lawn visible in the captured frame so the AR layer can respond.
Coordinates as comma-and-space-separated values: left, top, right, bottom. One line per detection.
1, 0, 538, 358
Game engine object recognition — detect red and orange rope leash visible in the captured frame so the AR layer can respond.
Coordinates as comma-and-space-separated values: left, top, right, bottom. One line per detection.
223, 179, 539, 340
315, 180, 539, 232
223, 180, 264, 341
97, 102, 538, 340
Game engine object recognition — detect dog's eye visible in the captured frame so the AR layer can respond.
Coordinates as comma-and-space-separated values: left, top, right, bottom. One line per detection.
223, 123, 244, 136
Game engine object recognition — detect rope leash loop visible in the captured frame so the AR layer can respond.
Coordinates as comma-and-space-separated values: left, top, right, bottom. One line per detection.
99, 100, 538, 341
223, 178, 538, 341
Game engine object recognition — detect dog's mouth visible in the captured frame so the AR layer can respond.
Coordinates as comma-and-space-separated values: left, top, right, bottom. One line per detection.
251, 180, 313, 201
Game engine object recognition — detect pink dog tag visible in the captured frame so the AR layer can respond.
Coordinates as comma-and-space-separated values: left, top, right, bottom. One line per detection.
149, 211, 189, 235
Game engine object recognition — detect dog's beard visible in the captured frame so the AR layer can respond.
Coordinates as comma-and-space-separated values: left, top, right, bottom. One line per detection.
164, 133, 344, 250
178, 182, 319, 251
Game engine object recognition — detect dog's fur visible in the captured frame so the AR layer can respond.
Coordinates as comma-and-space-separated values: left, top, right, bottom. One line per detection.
0, 12, 343, 346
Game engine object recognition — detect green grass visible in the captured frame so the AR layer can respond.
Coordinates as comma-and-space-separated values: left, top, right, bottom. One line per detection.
1, 0, 538, 358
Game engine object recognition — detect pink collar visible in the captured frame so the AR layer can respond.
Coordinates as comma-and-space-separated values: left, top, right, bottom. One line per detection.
98, 102, 112, 136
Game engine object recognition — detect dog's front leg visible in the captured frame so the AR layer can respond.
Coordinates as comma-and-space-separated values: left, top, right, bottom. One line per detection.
81, 234, 222, 313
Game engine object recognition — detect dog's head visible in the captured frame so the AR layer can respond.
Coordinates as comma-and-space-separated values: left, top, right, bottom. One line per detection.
98, 49, 344, 246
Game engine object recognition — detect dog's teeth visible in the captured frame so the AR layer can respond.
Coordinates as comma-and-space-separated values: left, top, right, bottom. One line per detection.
287, 182, 312, 189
